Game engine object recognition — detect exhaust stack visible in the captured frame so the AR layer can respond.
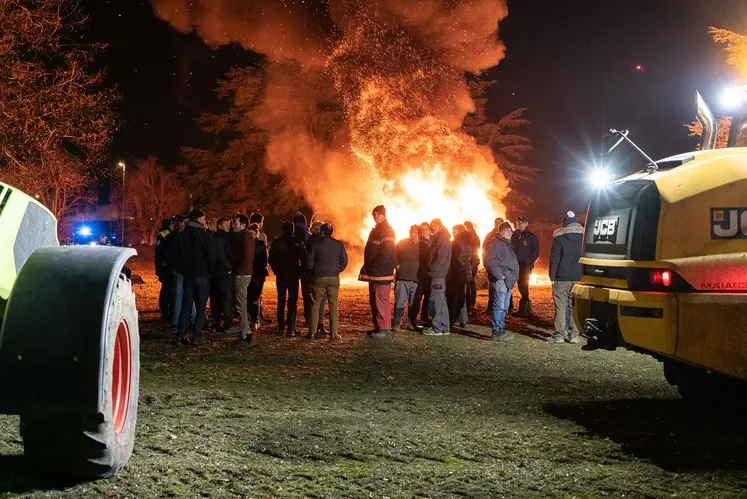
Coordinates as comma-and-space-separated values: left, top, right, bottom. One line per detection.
696, 91, 717, 151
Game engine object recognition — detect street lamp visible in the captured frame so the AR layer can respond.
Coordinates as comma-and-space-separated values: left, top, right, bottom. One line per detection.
118, 161, 126, 246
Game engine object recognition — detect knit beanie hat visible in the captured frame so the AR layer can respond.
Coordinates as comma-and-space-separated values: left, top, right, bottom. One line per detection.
189, 208, 205, 220
562, 211, 576, 227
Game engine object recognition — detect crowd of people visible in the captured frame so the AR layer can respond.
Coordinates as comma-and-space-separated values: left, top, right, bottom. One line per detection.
154, 204, 584, 346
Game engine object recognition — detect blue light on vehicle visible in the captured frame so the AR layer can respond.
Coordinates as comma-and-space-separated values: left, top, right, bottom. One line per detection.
77, 225, 92, 237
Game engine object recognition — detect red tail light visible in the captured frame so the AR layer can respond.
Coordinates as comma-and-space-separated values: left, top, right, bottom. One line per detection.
650, 270, 672, 287
661, 271, 672, 287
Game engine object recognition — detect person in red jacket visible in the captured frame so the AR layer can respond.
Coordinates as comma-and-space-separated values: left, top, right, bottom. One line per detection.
359, 205, 397, 339
232, 213, 255, 344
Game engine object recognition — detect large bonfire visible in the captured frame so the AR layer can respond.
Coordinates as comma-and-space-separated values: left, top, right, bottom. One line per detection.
151, 0, 511, 242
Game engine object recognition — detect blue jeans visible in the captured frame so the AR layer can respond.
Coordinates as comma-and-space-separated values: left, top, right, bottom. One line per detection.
490, 280, 512, 332
177, 276, 210, 341
172, 272, 196, 327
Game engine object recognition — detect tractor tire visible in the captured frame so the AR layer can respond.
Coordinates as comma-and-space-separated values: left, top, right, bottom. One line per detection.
19, 273, 139, 478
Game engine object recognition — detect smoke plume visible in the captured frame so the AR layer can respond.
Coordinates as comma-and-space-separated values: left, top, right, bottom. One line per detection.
151, 0, 510, 243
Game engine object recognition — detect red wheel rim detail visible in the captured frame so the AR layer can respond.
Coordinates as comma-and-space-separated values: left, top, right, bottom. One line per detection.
112, 319, 132, 435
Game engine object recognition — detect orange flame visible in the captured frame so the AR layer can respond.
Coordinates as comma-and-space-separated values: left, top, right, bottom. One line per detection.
358, 165, 503, 242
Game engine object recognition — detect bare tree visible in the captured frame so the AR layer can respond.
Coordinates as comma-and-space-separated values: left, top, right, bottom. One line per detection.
126, 157, 187, 245
0, 0, 118, 219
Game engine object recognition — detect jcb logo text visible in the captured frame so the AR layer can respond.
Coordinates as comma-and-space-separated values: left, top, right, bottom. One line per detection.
711, 208, 747, 239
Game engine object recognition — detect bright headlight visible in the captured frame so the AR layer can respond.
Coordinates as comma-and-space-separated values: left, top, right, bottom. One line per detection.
589, 168, 613, 188
720, 85, 747, 111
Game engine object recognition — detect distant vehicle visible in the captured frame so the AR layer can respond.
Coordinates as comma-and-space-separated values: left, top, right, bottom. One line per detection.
73, 222, 120, 246
573, 87, 747, 399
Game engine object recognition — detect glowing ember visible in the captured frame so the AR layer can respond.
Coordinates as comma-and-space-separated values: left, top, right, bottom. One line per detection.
359, 166, 502, 242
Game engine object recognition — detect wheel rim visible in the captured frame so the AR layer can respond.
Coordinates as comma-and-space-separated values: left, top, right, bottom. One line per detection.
112, 319, 132, 435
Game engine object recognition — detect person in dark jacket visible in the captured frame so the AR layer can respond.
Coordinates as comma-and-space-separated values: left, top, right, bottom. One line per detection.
422, 219, 452, 336
232, 213, 255, 343
447, 224, 472, 328
174, 209, 212, 346
511, 216, 540, 317
464, 221, 481, 314
307, 221, 329, 337
549, 211, 584, 344
250, 211, 272, 326
208, 217, 234, 332
482, 217, 504, 314
306, 223, 348, 341
247, 223, 267, 330
155, 218, 174, 323
269, 221, 304, 336
293, 212, 313, 326
484, 222, 518, 342
392, 225, 420, 331
415, 222, 433, 325
359, 205, 397, 338
168, 215, 194, 328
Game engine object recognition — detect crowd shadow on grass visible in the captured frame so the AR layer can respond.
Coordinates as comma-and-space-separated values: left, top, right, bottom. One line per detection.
544, 398, 747, 472
0, 455, 90, 494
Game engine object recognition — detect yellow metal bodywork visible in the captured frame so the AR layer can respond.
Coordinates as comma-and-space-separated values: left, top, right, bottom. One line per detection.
572, 148, 747, 381
0, 182, 57, 316
572, 284, 678, 356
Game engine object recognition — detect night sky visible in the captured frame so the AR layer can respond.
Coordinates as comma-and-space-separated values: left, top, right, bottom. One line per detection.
83, 0, 747, 222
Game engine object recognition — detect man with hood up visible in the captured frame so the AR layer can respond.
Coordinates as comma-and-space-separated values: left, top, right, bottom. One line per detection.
548, 211, 584, 344
269, 221, 304, 336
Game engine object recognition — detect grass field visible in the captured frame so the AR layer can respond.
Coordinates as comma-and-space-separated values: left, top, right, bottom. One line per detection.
2, 250, 747, 498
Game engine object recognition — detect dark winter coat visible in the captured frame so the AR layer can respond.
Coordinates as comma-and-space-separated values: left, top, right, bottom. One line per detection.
359, 219, 396, 283
467, 229, 481, 268
511, 229, 540, 265
208, 230, 234, 278
449, 232, 473, 284
549, 223, 584, 281
417, 238, 432, 283
395, 237, 419, 282
306, 236, 349, 278
482, 229, 498, 259
484, 236, 519, 288
254, 237, 269, 278
269, 234, 304, 282
174, 221, 211, 279
155, 229, 171, 276
428, 229, 452, 279
233, 229, 256, 276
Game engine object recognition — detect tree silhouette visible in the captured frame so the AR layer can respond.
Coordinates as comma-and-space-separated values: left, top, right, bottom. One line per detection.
125, 157, 188, 245
0, 0, 118, 219
463, 79, 535, 210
